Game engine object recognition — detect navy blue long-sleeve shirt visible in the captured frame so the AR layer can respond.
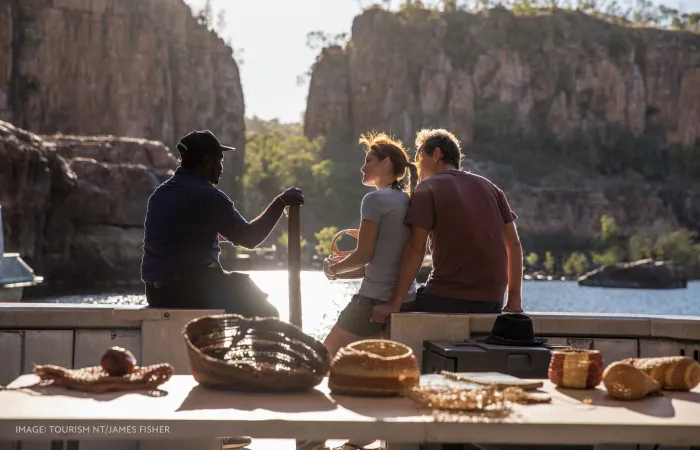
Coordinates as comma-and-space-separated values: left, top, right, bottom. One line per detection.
140, 167, 248, 283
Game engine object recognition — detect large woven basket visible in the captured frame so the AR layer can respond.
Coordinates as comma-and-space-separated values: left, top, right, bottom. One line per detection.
327, 229, 365, 280
548, 349, 604, 389
183, 314, 331, 392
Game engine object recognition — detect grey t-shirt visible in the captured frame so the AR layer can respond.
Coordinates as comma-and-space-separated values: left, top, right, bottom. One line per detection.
358, 188, 417, 303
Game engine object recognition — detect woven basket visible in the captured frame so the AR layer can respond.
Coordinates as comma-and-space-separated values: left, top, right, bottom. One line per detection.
23, 363, 174, 393
183, 314, 330, 392
548, 349, 604, 389
327, 229, 365, 280
329, 339, 420, 396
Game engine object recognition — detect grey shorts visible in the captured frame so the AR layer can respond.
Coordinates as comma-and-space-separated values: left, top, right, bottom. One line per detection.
335, 294, 414, 337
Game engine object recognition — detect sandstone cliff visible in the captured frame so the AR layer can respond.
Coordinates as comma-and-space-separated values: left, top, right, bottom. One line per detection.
0, 120, 176, 289
304, 7, 700, 244
0, 0, 245, 196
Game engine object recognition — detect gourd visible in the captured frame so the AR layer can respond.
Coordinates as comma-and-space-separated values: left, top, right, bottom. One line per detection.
602, 362, 661, 400
619, 356, 700, 391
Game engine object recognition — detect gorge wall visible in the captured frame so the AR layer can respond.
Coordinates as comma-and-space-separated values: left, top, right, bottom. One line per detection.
0, 0, 245, 196
0, 120, 176, 289
0, 0, 246, 290
304, 7, 700, 246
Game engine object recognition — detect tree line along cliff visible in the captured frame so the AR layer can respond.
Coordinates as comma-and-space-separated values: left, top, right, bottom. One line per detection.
299, 7, 700, 255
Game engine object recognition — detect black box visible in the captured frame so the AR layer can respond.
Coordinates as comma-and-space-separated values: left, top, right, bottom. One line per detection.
422, 340, 564, 379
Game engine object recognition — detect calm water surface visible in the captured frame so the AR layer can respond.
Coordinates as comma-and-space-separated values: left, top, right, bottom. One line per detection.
34, 271, 700, 341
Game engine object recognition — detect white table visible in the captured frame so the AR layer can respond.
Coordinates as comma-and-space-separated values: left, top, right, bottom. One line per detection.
1, 375, 699, 446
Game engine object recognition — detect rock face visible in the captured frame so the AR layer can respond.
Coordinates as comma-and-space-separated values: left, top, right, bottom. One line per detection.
307, 8, 700, 148
0, 120, 176, 289
304, 8, 700, 241
462, 158, 682, 244
578, 259, 688, 289
0, 0, 245, 197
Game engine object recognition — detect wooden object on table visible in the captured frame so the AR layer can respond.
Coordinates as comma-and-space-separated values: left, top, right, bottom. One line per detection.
602, 361, 662, 400
619, 356, 700, 391
288, 204, 302, 328
440, 371, 544, 391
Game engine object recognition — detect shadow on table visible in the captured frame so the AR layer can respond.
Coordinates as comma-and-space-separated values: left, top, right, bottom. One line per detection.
554, 386, 696, 418
1, 382, 168, 401
328, 392, 430, 420
176, 384, 337, 413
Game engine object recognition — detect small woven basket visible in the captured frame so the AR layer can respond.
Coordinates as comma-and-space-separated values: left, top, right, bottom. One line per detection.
183, 314, 330, 392
327, 229, 365, 280
548, 349, 604, 389
329, 339, 420, 397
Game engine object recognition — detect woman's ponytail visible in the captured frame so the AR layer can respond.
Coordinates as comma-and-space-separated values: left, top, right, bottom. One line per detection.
406, 162, 418, 198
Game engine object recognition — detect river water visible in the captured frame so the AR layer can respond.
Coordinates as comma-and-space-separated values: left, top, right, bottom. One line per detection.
33, 271, 700, 341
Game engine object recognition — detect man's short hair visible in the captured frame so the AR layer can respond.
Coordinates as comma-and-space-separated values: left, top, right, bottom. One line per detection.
415, 128, 462, 170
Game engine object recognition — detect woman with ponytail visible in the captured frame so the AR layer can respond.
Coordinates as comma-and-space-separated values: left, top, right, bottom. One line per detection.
323, 132, 417, 351
317, 132, 417, 450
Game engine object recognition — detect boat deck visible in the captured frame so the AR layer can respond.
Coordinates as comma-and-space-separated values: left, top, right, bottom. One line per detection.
1, 304, 699, 450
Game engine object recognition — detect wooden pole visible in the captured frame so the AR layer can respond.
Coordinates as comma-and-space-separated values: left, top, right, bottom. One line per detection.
287, 204, 302, 328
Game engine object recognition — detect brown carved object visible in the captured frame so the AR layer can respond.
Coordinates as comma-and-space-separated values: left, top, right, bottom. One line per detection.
100, 347, 137, 376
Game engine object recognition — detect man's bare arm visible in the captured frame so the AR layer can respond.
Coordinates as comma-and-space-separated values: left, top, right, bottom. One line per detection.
221, 188, 304, 249
233, 198, 287, 249
388, 226, 429, 306
504, 221, 523, 312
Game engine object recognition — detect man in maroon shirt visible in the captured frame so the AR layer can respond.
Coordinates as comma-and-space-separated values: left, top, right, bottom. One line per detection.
372, 128, 524, 322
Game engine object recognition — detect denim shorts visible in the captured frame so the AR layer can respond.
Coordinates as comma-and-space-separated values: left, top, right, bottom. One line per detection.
335, 294, 414, 337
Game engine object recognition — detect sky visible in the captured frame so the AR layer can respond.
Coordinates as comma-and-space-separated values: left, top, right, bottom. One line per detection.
184, 0, 699, 124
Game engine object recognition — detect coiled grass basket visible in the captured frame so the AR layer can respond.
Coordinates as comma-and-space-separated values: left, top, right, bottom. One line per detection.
183, 314, 330, 392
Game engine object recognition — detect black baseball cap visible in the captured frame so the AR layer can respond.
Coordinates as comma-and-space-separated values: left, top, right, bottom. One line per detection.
176, 130, 235, 155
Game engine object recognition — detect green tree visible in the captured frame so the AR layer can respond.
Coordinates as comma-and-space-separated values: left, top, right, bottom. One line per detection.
628, 234, 653, 261
314, 226, 339, 257
564, 252, 590, 276
525, 252, 539, 266
277, 232, 308, 256
544, 251, 556, 273
600, 214, 619, 248
443, 0, 458, 12
655, 229, 700, 274
592, 247, 625, 266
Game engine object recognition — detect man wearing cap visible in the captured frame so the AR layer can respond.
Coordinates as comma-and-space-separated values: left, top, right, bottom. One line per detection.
141, 130, 304, 319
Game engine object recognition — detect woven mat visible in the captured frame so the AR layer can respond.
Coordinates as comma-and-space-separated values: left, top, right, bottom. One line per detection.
440, 371, 544, 391
0, 363, 174, 394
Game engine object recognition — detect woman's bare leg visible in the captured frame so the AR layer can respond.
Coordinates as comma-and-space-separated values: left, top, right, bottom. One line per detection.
319, 325, 383, 450
324, 325, 382, 360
